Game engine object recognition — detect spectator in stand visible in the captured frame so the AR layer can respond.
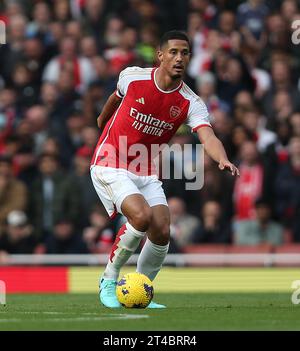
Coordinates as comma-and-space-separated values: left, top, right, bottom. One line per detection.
40, 82, 61, 121
191, 200, 232, 244
14, 145, 38, 188
122, 0, 161, 30
281, 0, 299, 24
0, 155, 28, 235
48, 69, 82, 132
168, 197, 200, 249
40, 137, 65, 167
242, 46, 271, 100
104, 27, 138, 76
80, 0, 107, 50
42, 36, 96, 93
233, 141, 265, 222
187, 11, 208, 59
47, 21, 65, 53
0, 88, 17, 153
264, 12, 290, 55
240, 108, 277, 153
188, 29, 222, 79
52, 109, 87, 169
195, 72, 229, 113
0, 14, 27, 83
192, 153, 234, 219
29, 153, 81, 240
271, 90, 294, 127
82, 205, 114, 253
218, 10, 241, 53
231, 125, 253, 161
23, 35, 49, 81
81, 126, 99, 150
69, 145, 99, 227
102, 15, 124, 49
80, 36, 99, 59
263, 59, 300, 127
160, 130, 196, 204
0, 210, 37, 254
53, 0, 72, 23
290, 113, 300, 138
65, 20, 83, 43
11, 63, 39, 112
274, 137, 300, 241
233, 90, 255, 124
210, 108, 234, 160
215, 55, 255, 110
233, 198, 283, 246
237, 0, 269, 50
44, 217, 88, 254
26, 1, 52, 44
24, 105, 50, 155
82, 81, 107, 125
263, 119, 292, 202
136, 24, 159, 65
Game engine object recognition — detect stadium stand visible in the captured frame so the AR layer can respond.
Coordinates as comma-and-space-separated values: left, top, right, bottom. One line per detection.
0, 0, 300, 265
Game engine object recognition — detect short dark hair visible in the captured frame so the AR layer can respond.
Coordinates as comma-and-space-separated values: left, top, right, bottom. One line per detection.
255, 197, 271, 208
38, 152, 59, 163
160, 30, 190, 50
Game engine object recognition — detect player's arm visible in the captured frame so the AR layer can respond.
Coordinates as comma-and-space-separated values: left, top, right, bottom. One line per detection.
97, 92, 122, 130
197, 126, 240, 176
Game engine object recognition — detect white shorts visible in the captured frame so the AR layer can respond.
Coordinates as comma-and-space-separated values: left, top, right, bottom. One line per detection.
90, 166, 168, 219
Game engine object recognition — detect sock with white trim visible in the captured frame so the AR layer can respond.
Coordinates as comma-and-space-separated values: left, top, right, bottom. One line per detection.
137, 238, 169, 281
102, 222, 145, 281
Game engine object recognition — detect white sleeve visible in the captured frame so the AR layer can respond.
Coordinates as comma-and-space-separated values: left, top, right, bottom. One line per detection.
115, 66, 151, 98
115, 67, 132, 98
186, 96, 212, 132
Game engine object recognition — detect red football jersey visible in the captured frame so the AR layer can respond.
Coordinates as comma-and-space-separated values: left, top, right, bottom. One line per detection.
91, 66, 211, 175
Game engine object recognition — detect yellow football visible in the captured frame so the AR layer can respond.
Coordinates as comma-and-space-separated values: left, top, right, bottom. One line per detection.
116, 272, 154, 308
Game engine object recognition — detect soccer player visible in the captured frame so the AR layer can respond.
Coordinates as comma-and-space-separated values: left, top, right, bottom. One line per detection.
90, 30, 239, 308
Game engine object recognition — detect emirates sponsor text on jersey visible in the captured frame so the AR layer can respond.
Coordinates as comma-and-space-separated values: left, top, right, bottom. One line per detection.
130, 107, 174, 137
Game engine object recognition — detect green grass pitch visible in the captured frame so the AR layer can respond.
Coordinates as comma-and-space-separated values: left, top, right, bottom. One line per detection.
1, 268, 300, 330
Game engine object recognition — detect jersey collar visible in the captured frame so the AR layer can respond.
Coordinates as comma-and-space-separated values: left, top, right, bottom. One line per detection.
152, 68, 183, 94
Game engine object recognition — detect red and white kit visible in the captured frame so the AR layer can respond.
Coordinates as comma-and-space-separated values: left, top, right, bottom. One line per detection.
91, 66, 211, 218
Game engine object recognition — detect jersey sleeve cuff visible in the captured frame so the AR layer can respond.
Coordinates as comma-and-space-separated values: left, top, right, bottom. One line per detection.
192, 124, 212, 132
115, 89, 123, 99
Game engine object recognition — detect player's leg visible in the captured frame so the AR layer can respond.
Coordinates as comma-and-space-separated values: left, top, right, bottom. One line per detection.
137, 205, 170, 309
91, 166, 152, 308
100, 193, 153, 308
102, 193, 152, 281
135, 176, 170, 308
137, 204, 170, 281
136, 175, 170, 280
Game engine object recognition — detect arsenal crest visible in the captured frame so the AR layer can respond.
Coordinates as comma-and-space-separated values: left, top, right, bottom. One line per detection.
169, 106, 181, 119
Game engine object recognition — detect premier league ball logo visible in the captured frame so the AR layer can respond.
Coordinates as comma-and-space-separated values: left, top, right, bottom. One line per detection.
169, 106, 181, 119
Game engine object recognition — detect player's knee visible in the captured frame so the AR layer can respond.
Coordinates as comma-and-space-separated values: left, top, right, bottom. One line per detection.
160, 224, 170, 244
129, 207, 152, 232
154, 224, 170, 245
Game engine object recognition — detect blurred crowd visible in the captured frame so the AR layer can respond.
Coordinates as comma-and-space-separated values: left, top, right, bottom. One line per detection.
0, 0, 300, 258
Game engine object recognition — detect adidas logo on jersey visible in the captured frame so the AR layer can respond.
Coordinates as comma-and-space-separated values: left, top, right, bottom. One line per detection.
136, 97, 145, 104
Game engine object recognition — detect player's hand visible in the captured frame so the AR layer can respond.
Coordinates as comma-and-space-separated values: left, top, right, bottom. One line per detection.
218, 159, 240, 176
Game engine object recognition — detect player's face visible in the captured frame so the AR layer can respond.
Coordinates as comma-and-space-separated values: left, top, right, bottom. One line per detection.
158, 39, 190, 80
